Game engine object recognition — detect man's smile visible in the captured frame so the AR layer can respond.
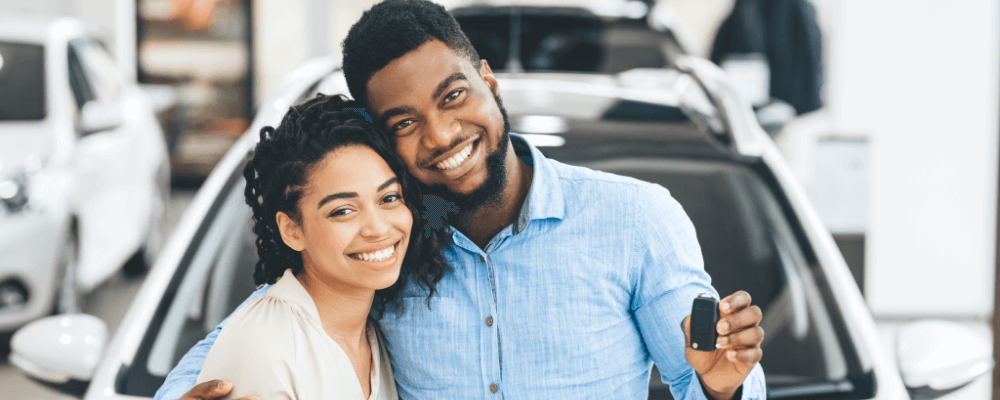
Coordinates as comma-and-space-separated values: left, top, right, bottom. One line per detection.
425, 137, 483, 180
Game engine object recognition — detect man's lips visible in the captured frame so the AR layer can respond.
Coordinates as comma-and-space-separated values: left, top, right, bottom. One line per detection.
426, 137, 479, 170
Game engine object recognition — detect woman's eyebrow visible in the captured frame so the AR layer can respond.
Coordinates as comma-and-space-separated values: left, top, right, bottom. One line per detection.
316, 177, 398, 209
317, 192, 357, 209
378, 177, 399, 192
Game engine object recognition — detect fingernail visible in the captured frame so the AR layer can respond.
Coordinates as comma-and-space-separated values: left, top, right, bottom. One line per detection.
721, 302, 731, 312
218, 381, 232, 390
717, 321, 729, 334
717, 336, 728, 346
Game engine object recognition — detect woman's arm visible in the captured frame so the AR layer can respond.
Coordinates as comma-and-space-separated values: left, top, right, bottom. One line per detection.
196, 296, 299, 400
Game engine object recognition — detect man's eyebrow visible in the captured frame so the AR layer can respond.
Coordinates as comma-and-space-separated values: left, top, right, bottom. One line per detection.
317, 192, 357, 209
378, 177, 399, 192
433, 72, 467, 100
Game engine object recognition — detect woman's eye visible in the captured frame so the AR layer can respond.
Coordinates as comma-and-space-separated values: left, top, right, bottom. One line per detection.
444, 90, 462, 103
381, 194, 402, 204
330, 208, 354, 217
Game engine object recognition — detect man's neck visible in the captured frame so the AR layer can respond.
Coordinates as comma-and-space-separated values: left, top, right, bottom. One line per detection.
455, 148, 533, 249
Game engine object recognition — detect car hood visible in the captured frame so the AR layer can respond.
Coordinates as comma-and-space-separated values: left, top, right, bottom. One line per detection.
0, 121, 55, 175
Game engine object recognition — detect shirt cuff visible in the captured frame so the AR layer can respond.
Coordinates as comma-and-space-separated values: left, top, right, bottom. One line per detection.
684, 363, 766, 400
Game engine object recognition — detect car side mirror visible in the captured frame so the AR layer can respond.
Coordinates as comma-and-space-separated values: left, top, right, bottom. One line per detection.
78, 100, 122, 135
896, 319, 993, 398
8, 314, 107, 397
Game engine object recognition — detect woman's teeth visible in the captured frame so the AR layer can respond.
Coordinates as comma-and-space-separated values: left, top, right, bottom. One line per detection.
352, 244, 396, 262
436, 144, 473, 170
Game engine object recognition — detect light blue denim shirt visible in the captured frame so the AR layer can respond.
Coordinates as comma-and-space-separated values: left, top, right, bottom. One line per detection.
156, 134, 766, 400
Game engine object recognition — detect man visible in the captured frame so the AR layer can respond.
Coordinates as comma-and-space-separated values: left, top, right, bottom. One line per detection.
157, 1, 766, 399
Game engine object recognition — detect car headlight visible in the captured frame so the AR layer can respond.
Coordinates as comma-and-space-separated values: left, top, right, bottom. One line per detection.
0, 171, 31, 217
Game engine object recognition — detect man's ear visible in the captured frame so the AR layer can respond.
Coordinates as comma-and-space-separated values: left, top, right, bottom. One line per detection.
479, 59, 500, 96
276, 211, 306, 252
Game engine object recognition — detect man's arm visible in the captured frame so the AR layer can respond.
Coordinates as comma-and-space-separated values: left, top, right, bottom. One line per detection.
629, 183, 766, 400
153, 285, 271, 400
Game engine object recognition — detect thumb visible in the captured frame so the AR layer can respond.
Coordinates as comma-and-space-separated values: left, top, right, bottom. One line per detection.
190, 380, 233, 399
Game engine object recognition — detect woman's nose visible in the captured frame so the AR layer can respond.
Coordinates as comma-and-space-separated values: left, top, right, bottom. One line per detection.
359, 209, 391, 239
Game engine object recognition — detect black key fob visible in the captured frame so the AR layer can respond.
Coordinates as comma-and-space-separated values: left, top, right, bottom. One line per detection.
690, 294, 719, 351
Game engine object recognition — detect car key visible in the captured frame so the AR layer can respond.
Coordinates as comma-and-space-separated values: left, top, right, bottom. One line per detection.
689, 293, 719, 351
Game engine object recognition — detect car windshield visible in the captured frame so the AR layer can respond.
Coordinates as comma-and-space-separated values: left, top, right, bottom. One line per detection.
122, 145, 865, 399
0, 41, 45, 121
453, 7, 677, 74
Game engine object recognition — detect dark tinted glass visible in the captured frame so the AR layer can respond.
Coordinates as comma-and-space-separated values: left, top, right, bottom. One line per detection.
454, 14, 510, 70
540, 153, 862, 399
0, 41, 45, 120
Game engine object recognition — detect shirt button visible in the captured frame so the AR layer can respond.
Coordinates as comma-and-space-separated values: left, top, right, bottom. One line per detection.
486, 316, 493, 326
490, 384, 498, 393
479, 255, 485, 262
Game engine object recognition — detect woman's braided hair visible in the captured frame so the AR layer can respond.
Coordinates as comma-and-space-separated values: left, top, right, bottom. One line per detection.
242, 93, 451, 316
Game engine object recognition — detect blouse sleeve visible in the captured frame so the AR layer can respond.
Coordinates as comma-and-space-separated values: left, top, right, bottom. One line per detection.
197, 296, 300, 400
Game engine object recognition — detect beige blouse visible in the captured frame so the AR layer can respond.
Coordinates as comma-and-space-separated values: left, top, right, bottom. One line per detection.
197, 269, 398, 400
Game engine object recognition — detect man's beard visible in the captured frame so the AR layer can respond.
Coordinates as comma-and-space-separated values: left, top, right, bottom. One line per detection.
420, 94, 511, 231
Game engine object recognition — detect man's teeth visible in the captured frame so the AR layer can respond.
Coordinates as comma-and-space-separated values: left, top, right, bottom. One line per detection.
353, 245, 396, 262
436, 144, 473, 170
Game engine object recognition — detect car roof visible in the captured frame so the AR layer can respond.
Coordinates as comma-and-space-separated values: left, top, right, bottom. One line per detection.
0, 16, 84, 45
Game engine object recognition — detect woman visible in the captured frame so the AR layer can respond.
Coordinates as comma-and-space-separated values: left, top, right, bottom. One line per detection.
197, 94, 450, 399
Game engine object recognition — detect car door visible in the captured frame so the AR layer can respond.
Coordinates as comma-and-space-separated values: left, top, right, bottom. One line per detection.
67, 37, 156, 291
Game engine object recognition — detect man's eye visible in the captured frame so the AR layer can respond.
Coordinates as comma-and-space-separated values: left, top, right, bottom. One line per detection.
393, 119, 414, 131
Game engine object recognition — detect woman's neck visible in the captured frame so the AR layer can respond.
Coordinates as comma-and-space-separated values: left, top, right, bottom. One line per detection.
296, 265, 374, 348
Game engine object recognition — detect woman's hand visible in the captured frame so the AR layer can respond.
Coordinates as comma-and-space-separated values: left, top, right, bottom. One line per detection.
681, 291, 764, 400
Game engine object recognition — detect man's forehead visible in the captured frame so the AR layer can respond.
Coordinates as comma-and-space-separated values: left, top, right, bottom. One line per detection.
366, 40, 477, 114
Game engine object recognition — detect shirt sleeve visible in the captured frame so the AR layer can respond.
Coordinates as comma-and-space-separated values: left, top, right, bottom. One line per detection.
153, 284, 272, 400
196, 295, 299, 400
629, 183, 767, 400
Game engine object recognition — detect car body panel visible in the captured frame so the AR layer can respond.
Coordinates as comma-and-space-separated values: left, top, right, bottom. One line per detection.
0, 16, 169, 329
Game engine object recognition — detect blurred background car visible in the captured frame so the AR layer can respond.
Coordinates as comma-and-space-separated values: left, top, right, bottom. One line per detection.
0, 16, 170, 332
9, 44, 992, 398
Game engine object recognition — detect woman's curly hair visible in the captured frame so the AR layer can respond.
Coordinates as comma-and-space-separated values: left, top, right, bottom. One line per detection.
242, 93, 451, 316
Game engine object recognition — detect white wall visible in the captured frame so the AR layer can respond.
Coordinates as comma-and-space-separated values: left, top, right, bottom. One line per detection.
821, 0, 999, 318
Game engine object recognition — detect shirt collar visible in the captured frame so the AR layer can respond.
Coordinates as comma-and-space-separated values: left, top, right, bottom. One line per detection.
510, 133, 564, 235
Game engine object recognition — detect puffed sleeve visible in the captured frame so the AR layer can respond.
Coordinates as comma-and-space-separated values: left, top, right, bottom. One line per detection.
197, 296, 301, 400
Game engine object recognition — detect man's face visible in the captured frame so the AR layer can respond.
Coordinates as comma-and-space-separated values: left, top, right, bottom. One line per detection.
366, 40, 508, 201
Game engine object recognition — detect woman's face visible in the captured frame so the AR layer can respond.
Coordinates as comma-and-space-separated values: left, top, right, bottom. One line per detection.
278, 144, 412, 292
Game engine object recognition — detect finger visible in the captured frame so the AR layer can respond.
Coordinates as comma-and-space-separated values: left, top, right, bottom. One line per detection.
725, 347, 763, 364
188, 380, 233, 399
681, 315, 691, 344
717, 326, 764, 348
720, 291, 752, 314
717, 305, 762, 335
233, 397, 260, 400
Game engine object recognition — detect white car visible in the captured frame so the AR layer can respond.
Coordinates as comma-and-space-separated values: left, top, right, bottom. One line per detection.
0, 16, 169, 331
11, 53, 993, 399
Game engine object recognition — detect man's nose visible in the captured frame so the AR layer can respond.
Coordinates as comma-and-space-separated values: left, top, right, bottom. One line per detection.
360, 209, 391, 239
421, 111, 462, 150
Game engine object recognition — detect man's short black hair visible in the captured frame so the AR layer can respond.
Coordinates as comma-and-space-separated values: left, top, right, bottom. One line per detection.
342, 0, 481, 108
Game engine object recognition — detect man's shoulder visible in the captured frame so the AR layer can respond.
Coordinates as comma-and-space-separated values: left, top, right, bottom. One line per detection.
548, 159, 671, 198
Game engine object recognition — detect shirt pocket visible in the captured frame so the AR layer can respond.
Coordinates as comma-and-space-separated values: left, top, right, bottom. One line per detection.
378, 296, 477, 392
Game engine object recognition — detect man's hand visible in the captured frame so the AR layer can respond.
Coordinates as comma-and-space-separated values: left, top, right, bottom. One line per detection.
178, 380, 259, 400
682, 291, 763, 400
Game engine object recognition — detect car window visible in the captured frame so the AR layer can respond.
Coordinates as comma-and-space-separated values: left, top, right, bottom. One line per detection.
559, 157, 859, 399
0, 41, 46, 120
455, 9, 673, 74
121, 170, 258, 396
68, 38, 121, 105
